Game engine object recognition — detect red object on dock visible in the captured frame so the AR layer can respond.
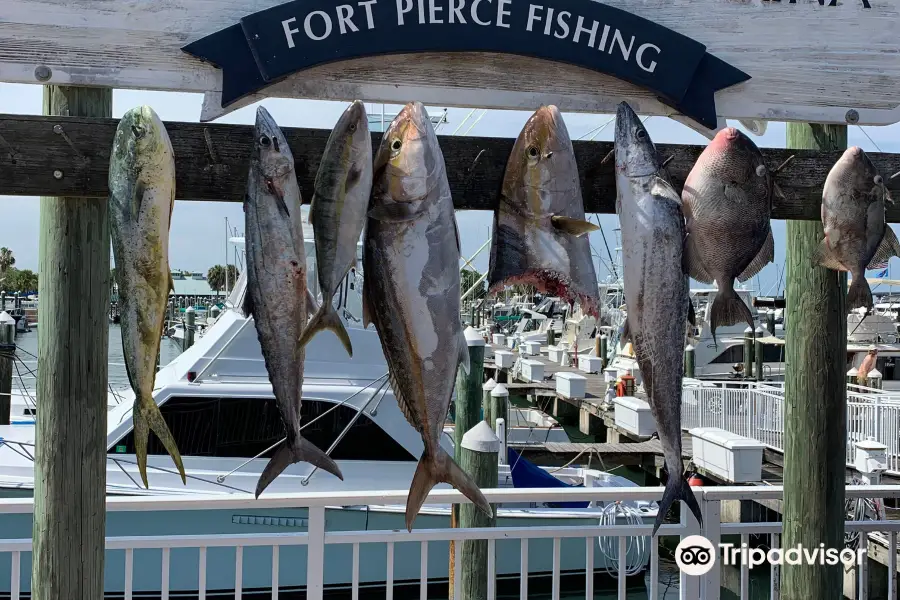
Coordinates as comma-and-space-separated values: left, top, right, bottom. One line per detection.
689, 474, 705, 487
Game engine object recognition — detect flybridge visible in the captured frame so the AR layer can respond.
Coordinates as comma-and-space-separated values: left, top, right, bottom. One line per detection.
184, 0, 750, 129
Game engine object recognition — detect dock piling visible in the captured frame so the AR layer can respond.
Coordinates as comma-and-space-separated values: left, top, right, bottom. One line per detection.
0, 311, 14, 425
482, 377, 497, 427
490, 383, 509, 452
782, 122, 848, 600
684, 345, 695, 379
184, 306, 196, 350
458, 421, 500, 600
32, 83, 111, 600
755, 326, 766, 381
743, 326, 754, 379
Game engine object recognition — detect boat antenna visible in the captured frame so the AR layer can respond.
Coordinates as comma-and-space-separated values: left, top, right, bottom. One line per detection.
598, 224, 618, 280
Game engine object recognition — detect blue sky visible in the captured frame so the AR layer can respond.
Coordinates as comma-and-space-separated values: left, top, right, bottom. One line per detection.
1, 82, 898, 295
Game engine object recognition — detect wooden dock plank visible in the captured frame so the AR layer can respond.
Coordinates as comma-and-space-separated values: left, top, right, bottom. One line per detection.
0, 114, 899, 221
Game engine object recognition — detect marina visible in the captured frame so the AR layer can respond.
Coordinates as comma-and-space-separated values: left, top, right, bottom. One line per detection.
0, 1, 899, 600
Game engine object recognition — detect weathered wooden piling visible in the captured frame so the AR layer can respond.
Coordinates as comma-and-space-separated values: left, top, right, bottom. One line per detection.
33, 84, 111, 600
490, 383, 510, 452
743, 326, 754, 379
458, 421, 500, 600
482, 377, 497, 426
782, 122, 848, 600
684, 345, 695, 379
450, 326, 486, 600
184, 306, 196, 350
754, 326, 766, 381
0, 311, 14, 425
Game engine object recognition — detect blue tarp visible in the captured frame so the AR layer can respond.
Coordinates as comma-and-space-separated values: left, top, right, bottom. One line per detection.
507, 447, 589, 508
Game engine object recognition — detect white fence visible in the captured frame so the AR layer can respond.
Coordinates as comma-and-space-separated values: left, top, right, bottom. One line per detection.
682, 380, 900, 473
1, 485, 899, 600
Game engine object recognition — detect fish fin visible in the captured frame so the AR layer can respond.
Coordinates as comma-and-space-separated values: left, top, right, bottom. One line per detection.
405, 446, 492, 531
299, 304, 353, 357
131, 179, 146, 222
811, 239, 848, 271
683, 232, 714, 283
368, 202, 423, 222
168, 271, 175, 294
134, 394, 186, 488
361, 289, 373, 329
255, 435, 344, 498
867, 226, 900, 269
242, 288, 255, 319
737, 227, 775, 282
306, 289, 320, 316
652, 473, 703, 537
453, 216, 461, 255
688, 301, 696, 327
550, 215, 600, 237
710, 285, 753, 345
773, 182, 786, 200
458, 332, 471, 376
847, 274, 874, 311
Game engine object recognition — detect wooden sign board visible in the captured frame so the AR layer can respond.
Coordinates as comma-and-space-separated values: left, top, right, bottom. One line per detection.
1, 0, 898, 134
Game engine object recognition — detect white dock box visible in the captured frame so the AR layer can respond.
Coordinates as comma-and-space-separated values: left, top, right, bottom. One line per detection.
548, 346, 565, 362
492, 333, 506, 346
689, 427, 765, 483
578, 355, 603, 374
556, 372, 586, 399
521, 359, 545, 382
613, 396, 655, 438
494, 350, 515, 369
522, 341, 541, 356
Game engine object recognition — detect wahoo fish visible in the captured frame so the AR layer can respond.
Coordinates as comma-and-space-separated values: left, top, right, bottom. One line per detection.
109, 105, 185, 487
244, 107, 343, 497
813, 146, 900, 310
299, 100, 373, 357
682, 127, 776, 341
363, 102, 492, 531
614, 102, 702, 536
488, 105, 601, 317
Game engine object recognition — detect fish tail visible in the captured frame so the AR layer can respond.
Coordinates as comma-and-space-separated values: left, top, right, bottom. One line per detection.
255, 435, 344, 498
134, 394, 186, 488
406, 446, 493, 532
710, 285, 753, 344
847, 275, 873, 311
298, 304, 353, 357
652, 472, 703, 537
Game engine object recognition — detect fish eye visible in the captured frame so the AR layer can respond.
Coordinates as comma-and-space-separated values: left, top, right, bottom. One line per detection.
875, 175, 884, 185
258, 135, 271, 147
131, 125, 145, 139
391, 139, 402, 152
349, 123, 357, 133
636, 129, 647, 141
526, 145, 539, 159
756, 165, 767, 177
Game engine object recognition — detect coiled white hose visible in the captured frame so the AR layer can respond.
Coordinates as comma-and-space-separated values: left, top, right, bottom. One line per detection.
597, 501, 651, 577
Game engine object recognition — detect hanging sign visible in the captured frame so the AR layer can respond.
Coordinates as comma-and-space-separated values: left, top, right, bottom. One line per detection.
182, 0, 749, 130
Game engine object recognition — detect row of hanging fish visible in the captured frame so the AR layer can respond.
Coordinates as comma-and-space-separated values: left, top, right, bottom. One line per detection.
108, 96, 900, 533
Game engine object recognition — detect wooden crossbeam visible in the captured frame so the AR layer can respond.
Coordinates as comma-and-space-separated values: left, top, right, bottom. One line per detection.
1, 114, 899, 221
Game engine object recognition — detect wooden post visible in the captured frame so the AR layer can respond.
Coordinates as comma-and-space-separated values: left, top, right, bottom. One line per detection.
743, 326, 754, 379
184, 306, 196, 350
490, 383, 510, 453
459, 421, 500, 600
684, 345, 695, 379
782, 122, 847, 600
599, 334, 608, 368
33, 84, 111, 600
482, 377, 497, 426
450, 326, 486, 600
0, 311, 14, 425
755, 326, 766, 382
546, 328, 555, 348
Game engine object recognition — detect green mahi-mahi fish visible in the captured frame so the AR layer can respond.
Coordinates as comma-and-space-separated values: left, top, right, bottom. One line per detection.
298, 100, 373, 357
109, 106, 185, 488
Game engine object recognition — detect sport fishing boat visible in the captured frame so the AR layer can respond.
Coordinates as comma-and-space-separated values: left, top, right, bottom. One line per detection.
0, 213, 656, 596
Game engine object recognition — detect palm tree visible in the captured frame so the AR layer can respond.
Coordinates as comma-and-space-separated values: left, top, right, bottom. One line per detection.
0, 248, 15, 275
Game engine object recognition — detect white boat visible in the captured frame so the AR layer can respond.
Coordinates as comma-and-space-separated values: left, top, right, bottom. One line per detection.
0, 215, 656, 595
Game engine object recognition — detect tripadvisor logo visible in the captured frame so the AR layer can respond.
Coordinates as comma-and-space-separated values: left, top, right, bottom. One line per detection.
675, 536, 866, 576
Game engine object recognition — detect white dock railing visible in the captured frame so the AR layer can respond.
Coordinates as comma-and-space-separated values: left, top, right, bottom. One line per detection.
1, 485, 899, 600
682, 380, 900, 473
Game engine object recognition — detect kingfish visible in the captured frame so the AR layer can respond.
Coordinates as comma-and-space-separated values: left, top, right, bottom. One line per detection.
362, 102, 492, 531
109, 105, 185, 488
682, 127, 775, 342
299, 100, 372, 356
488, 105, 601, 317
614, 102, 702, 536
244, 106, 343, 498
813, 146, 900, 310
